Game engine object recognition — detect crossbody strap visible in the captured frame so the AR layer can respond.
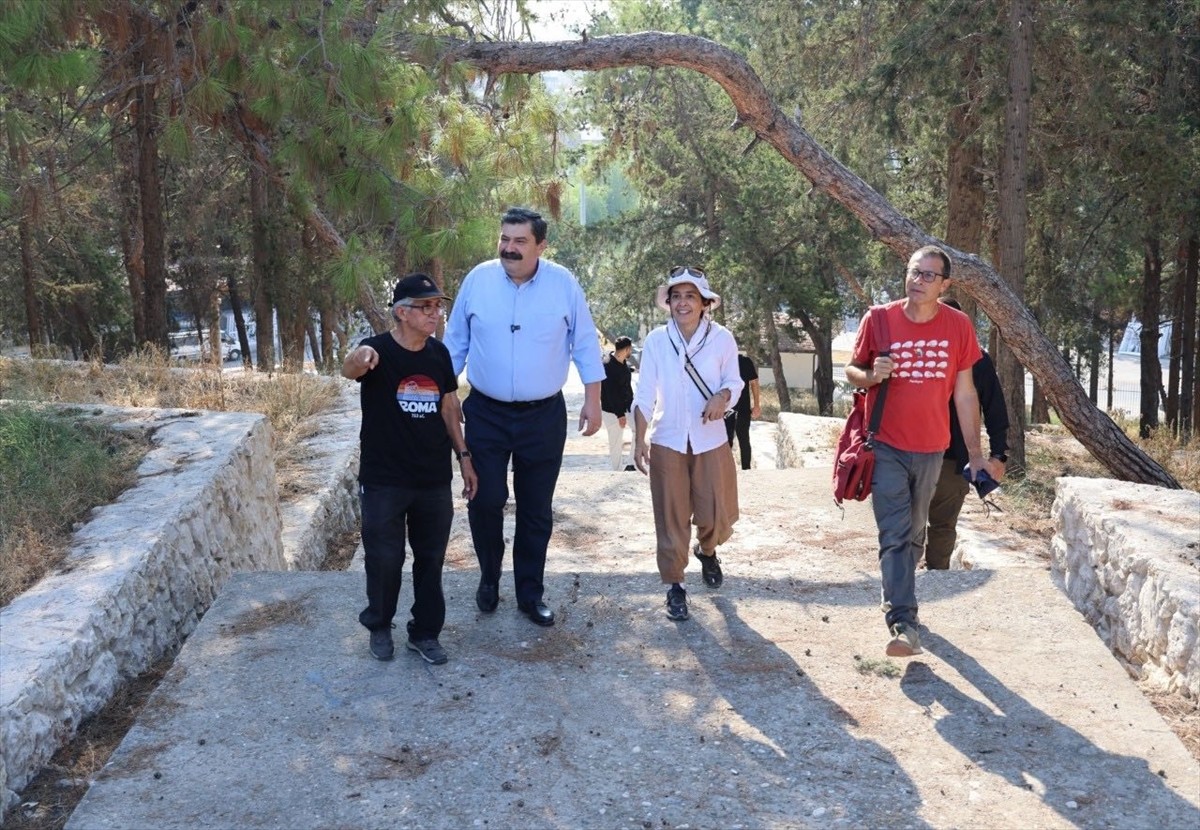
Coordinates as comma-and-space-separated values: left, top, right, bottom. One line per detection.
867, 306, 892, 438
667, 322, 719, 401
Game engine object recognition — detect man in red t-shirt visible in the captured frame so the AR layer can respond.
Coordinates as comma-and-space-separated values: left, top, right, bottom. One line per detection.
845, 246, 986, 657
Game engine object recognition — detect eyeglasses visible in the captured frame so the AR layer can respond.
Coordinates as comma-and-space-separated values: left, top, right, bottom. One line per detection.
401, 302, 444, 314
669, 265, 706, 279
908, 268, 945, 283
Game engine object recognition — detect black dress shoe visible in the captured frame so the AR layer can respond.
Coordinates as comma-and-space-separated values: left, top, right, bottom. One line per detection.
476, 581, 499, 613
518, 601, 555, 627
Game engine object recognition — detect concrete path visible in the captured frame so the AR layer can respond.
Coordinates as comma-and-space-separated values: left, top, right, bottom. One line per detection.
68, 445, 1200, 828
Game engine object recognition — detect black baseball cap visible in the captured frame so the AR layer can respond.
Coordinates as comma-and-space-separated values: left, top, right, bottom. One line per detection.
392, 273, 449, 304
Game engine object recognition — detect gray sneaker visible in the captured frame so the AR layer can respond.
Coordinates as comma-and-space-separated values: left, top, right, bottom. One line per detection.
406, 638, 448, 665
369, 627, 394, 661
885, 622, 923, 657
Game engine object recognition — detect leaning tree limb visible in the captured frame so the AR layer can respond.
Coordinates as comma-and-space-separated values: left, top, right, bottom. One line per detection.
403, 31, 1177, 487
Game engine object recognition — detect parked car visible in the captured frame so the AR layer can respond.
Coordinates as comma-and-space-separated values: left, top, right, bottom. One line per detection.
170, 331, 240, 362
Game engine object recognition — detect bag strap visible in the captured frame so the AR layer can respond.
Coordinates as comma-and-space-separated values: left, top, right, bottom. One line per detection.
667, 324, 719, 401
683, 354, 716, 399
867, 306, 892, 438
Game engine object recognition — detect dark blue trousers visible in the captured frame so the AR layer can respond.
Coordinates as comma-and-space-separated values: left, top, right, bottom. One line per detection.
463, 391, 567, 606
358, 483, 452, 641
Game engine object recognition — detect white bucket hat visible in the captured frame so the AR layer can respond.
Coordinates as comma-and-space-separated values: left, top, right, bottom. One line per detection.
655, 267, 721, 312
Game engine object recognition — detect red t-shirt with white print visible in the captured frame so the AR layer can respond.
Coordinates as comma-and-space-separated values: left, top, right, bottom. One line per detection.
850, 300, 982, 453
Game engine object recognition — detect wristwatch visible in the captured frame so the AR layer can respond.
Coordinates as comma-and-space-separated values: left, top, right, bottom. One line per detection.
990, 452, 1008, 463
456, 449, 472, 461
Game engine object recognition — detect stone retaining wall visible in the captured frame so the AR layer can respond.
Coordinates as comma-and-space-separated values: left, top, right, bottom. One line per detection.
279, 382, 360, 570
0, 404, 284, 815
1051, 477, 1200, 699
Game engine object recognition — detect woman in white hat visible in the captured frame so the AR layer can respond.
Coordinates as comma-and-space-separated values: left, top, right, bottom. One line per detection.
632, 267, 743, 621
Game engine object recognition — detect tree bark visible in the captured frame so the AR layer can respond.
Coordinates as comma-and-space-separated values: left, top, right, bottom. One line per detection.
249, 162, 276, 372
1140, 235, 1164, 438
6, 109, 46, 353
1166, 253, 1183, 432
390, 31, 1179, 487
1181, 232, 1198, 439
227, 269, 252, 368
763, 311, 791, 412
993, 0, 1033, 472
16, 206, 43, 354
943, 33, 985, 324
135, 65, 168, 349
114, 128, 147, 345
792, 307, 834, 415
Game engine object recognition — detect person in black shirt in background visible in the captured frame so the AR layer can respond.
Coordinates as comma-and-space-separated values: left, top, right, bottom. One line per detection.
600, 336, 636, 471
923, 298, 1010, 570
725, 351, 761, 470
342, 273, 478, 665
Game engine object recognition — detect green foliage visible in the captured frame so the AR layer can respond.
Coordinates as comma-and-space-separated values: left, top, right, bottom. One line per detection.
327, 234, 389, 304
0, 405, 141, 604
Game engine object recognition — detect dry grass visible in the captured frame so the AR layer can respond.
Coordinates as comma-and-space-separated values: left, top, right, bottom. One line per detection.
0, 354, 342, 606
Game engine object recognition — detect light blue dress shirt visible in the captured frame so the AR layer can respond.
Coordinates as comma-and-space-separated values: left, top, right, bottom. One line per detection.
444, 258, 605, 401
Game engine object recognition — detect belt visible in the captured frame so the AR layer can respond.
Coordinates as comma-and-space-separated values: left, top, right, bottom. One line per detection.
471, 390, 559, 410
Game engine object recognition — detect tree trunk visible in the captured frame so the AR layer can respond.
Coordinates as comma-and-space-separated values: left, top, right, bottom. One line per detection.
6, 112, 46, 353
763, 311, 791, 412
1180, 232, 1198, 439
944, 34, 985, 324
1140, 236, 1164, 438
395, 31, 1178, 486
114, 129, 147, 345
1166, 251, 1184, 432
1087, 333, 1100, 406
792, 307, 834, 415
249, 162, 276, 372
17, 209, 44, 354
135, 70, 168, 348
992, 0, 1033, 472
227, 269, 252, 368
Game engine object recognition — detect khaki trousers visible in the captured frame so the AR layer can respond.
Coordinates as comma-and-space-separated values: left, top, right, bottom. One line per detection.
649, 443, 739, 583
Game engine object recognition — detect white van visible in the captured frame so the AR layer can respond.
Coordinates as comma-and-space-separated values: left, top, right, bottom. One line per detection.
169, 331, 240, 362
168, 331, 203, 361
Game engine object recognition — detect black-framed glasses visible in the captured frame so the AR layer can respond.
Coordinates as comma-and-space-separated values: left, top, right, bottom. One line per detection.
669, 265, 707, 279
908, 268, 945, 283
401, 301, 444, 314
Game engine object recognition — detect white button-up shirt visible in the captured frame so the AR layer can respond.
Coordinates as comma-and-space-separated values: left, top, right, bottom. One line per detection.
634, 318, 743, 454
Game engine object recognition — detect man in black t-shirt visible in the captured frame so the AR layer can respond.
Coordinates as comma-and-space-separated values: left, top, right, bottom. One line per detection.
342, 273, 477, 665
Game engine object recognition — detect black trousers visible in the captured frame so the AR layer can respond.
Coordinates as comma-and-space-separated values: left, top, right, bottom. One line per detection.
358, 483, 452, 641
725, 409, 752, 470
463, 391, 567, 606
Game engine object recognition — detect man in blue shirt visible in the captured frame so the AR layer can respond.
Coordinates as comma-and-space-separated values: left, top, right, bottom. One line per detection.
444, 207, 605, 627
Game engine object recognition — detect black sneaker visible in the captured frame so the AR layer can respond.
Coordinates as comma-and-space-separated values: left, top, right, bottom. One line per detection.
369, 627, 394, 661
694, 544, 723, 589
665, 585, 689, 621
406, 638, 448, 665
